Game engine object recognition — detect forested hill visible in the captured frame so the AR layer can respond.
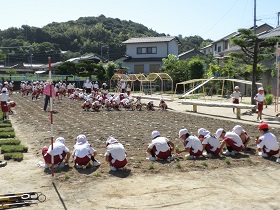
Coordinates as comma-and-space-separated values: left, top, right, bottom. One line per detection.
0, 15, 211, 65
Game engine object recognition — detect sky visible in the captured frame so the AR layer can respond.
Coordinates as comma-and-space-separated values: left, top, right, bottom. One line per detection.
0, 0, 279, 41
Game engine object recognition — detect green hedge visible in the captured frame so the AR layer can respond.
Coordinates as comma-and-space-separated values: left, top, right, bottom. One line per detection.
0, 132, 15, 138
0, 127, 15, 132
265, 94, 273, 105
1, 145, 28, 154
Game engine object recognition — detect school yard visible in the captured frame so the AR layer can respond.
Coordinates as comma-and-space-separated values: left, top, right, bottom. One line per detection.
0, 93, 280, 210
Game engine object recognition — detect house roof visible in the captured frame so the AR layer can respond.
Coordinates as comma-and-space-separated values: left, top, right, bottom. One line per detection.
123, 57, 165, 62
122, 36, 181, 45
178, 48, 204, 57
258, 25, 280, 39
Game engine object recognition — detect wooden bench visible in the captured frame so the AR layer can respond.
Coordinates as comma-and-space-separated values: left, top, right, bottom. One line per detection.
181, 101, 256, 119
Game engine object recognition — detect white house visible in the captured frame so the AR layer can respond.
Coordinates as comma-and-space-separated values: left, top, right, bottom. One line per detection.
122, 36, 180, 73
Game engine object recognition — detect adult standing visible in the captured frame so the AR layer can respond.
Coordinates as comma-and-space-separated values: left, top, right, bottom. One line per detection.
83, 79, 93, 94
43, 80, 56, 112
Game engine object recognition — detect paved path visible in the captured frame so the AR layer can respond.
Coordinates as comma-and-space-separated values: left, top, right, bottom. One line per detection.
135, 94, 280, 128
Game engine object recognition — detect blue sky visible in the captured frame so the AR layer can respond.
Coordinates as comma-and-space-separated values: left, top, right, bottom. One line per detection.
0, 0, 279, 40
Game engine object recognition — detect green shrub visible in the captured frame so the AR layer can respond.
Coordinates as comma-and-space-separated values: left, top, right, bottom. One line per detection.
0, 139, 21, 146
265, 94, 273, 105
1, 145, 28, 154
4, 152, 23, 161
0, 123, 12, 128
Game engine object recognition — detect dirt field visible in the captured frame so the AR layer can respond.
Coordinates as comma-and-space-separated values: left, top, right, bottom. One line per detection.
1, 93, 280, 210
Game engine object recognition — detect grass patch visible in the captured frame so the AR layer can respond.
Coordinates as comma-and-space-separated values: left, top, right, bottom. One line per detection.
0, 123, 12, 128
4, 152, 23, 161
0, 132, 15, 138
176, 162, 182, 168
246, 158, 253, 164
0, 127, 14, 132
148, 163, 155, 170
225, 158, 231, 165
135, 158, 143, 163
201, 161, 208, 167
1, 145, 28, 154
0, 139, 21, 146
93, 171, 101, 177
64, 173, 70, 179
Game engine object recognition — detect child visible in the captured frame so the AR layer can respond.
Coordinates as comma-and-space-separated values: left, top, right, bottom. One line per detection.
81, 99, 92, 111
72, 134, 100, 169
256, 123, 279, 158
215, 128, 244, 156
105, 136, 127, 171
254, 87, 266, 122
135, 96, 142, 111
197, 128, 221, 158
231, 86, 242, 113
159, 98, 168, 110
92, 99, 102, 111
0, 88, 9, 122
126, 84, 131, 96
146, 100, 155, 111
147, 131, 174, 161
41, 137, 70, 168
232, 125, 250, 149
176, 128, 203, 159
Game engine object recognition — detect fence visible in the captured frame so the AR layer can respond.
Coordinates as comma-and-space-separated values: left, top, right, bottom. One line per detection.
0, 74, 88, 82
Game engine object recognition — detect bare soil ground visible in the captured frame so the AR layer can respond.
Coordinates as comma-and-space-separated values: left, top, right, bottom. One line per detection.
1, 93, 280, 210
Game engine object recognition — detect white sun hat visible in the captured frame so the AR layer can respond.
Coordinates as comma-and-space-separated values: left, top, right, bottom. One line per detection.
76, 134, 88, 145
215, 128, 224, 138
151, 131, 160, 139
55, 137, 66, 145
198, 128, 210, 136
179, 128, 188, 138
232, 125, 243, 136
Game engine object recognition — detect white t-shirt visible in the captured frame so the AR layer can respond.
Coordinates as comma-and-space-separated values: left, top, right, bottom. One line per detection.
224, 132, 244, 147
254, 93, 265, 102
257, 132, 279, 152
185, 136, 203, 153
121, 82, 126, 89
84, 82, 93, 89
72, 143, 95, 158
231, 91, 242, 99
202, 134, 221, 152
0, 93, 10, 102
148, 137, 170, 155
47, 142, 69, 159
104, 143, 126, 163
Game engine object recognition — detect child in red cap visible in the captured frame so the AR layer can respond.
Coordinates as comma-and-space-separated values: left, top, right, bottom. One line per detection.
254, 87, 266, 122
256, 123, 279, 158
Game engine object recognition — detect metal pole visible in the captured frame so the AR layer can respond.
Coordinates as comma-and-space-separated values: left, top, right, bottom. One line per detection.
253, 0, 257, 34
48, 57, 54, 183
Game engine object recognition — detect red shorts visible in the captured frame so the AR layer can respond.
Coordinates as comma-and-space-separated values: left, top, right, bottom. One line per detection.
258, 102, 263, 111
224, 138, 243, 152
42, 147, 66, 164
108, 155, 127, 168
152, 147, 171, 159
74, 156, 91, 165
205, 144, 221, 155
189, 148, 203, 156
1, 101, 8, 112
262, 148, 279, 156
233, 99, 239, 104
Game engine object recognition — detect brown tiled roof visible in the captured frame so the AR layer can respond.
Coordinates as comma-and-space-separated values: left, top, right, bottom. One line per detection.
123, 36, 180, 44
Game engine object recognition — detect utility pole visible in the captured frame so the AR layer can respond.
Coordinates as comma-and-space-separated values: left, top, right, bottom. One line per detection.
253, 0, 256, 34
278, 12, 280, 26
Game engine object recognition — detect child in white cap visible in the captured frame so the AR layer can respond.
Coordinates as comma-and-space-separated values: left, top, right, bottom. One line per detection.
215, 128, 244, 156
72, 134, 100, 169
254, 87, 266, 122
41, 137, 70, 168
159, 98, 168, 111
256, 123, 279, 159
135, 96, 142, 111
197, 128, 221, 158
146, 100, 155, 111
0, 88, 10, 122
232, 125, 251, 149
147, 131, 174, 161
231, 86, 242, 113
105, 137, 127, 171
176, 128, 203, 159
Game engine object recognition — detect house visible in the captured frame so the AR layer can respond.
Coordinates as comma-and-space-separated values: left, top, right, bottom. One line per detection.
201, 24, 273, 58
122, 36, 181, 73
178, 48, 205, 60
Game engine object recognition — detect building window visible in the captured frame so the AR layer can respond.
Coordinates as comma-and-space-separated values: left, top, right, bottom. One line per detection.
224, 41, 228, 50
137, 47, 157, 54
149, 64, 160, 73
217, 46, 221, 52
214, 44, 217, 51
134, 64, 144, 73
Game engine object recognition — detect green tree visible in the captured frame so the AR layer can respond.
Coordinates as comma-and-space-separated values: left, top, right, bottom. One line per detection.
56, 61, 76, 75
105, 62, 117, 81
188, 58, 204, 79
75, 60, 97, 80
